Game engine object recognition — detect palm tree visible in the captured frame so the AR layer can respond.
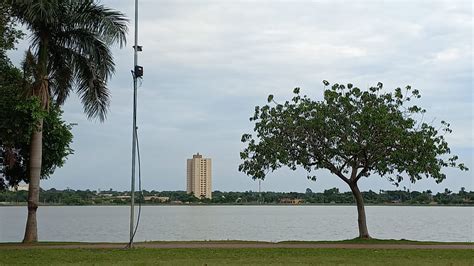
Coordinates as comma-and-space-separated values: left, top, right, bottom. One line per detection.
9, 0, 127, 243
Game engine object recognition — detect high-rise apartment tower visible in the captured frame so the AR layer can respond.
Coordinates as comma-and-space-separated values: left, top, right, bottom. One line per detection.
186, 153, 212, 199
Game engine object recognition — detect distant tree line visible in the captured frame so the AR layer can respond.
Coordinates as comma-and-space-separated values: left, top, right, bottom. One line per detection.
1, 187, 472, 206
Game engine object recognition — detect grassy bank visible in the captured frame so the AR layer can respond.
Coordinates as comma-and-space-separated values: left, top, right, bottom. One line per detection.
279, 238, 474, 245
1, 247, 473, 265
2, 238, 472, 246
1, 239, 472, 265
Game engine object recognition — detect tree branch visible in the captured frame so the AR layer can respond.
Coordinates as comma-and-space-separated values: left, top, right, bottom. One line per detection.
350, 166, 358, 181
326, 162, 350, 184
355, 167, 369, 182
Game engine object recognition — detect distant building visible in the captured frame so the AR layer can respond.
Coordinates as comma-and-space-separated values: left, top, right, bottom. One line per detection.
186, 153, 212, 199
144, 196, 170, 203
279, 198, 304, 204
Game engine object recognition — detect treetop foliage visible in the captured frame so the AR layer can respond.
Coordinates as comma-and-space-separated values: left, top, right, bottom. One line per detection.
8, 0, 128, 121
0, 3, 24, 59
239, 81, 467, 187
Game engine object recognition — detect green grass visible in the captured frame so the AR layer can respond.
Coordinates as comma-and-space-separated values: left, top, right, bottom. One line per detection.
1, 238, 470, 246
1, 248, 473, 265
279, 238, 474, 245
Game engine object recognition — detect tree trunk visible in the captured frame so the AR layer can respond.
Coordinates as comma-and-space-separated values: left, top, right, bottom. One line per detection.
23, 119, 43, 243
22, 32, 49, 243
349, 182, 370, 239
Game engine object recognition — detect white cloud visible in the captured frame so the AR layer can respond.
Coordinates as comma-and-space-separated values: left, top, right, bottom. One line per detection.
433, 48, 462, 62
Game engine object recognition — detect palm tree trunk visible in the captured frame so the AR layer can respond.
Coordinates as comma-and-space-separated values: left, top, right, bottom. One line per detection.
23, 119, 43, 243
23, 33, 49, 243
349, 182, 370, 239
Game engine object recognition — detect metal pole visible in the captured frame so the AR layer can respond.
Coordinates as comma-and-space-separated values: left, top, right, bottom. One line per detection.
129, 0, 139, 247
258, 179, 261, 204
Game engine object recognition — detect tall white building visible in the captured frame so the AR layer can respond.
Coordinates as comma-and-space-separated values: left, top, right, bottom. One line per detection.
186, 153, 212, 199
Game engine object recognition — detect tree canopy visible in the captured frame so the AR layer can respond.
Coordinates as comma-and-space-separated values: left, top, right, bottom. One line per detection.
239, 81, 468, 238
0, 3, 23, 59
240, 82, 467, 185
0, 55, 74, 191
9, 0, 128, 120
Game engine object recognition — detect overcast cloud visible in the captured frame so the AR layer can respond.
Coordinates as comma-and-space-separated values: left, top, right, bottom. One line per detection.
8, 0, 473, 193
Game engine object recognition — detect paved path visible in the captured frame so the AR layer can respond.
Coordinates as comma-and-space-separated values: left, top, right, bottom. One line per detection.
1, 242, 473, 250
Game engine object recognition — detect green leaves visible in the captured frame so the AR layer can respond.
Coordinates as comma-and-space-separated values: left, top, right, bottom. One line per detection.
0, 94, 74, 189
241, 134, 252, 143
41, 105, 74, 178
239, 80, 468, 187
9, 0, 128, 122
267, 94, 274, 103
0, 55, 73, 190
0, 3, 24, 60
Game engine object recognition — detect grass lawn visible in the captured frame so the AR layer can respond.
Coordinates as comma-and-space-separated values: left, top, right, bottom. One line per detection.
2, 238, 471, 246
1, 248, 473, 265
279, 238, 474, 245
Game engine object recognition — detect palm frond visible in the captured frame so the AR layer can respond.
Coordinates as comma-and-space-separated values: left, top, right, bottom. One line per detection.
78, 77, 110, 122
69, 0, 128, 47
9, 0, 62, 33
10, 0, 128, 121
72, 50, 110, 121
53, 28, 115, 81
21, 49, 38, 83
48, 44, 73, 105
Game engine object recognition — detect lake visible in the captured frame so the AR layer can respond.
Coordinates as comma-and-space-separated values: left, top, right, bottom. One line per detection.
1, 205, 472, 243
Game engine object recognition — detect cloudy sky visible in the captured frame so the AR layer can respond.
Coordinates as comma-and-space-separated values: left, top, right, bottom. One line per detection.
8, 0, 473, 193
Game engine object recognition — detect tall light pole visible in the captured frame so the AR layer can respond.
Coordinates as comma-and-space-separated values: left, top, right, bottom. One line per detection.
129, 0, 143, 248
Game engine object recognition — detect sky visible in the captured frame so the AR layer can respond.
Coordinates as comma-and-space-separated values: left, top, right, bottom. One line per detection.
7, 0, 473, 193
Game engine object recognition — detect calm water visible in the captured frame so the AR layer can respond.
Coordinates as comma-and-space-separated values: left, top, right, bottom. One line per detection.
1, 206, 473, 242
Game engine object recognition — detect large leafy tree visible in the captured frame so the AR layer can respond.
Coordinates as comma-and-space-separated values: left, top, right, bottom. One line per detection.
239, 81, 468, 238
7, 0, 127, 242
0, 57, 74, 191
0, 3, 72, 198
0, 1, 28, 190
